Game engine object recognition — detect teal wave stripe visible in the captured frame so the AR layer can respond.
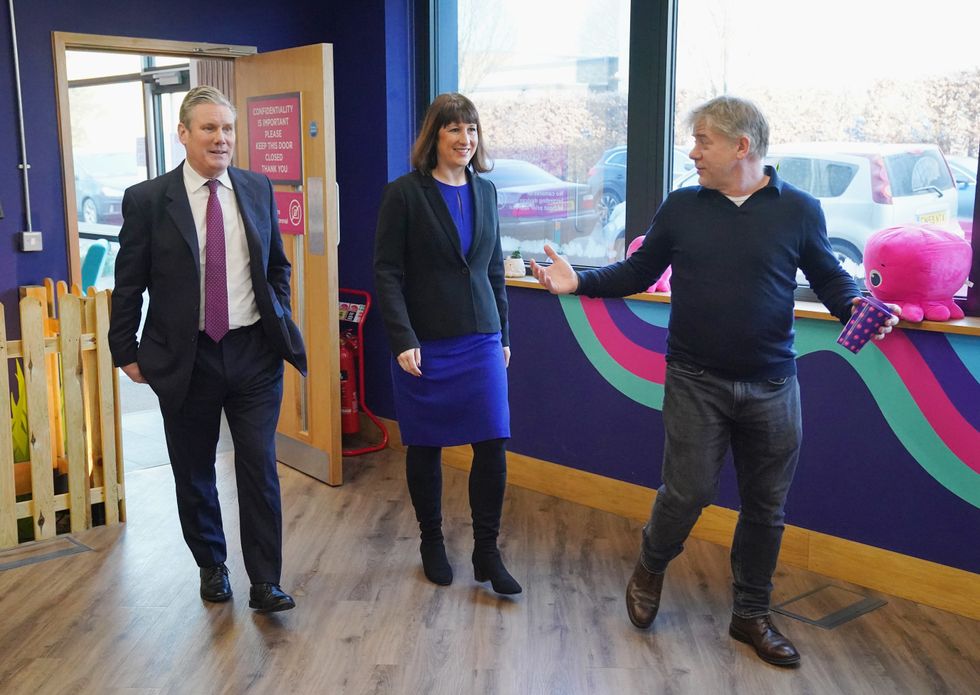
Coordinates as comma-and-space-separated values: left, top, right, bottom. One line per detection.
948, 333, 980, 383
559, 296, 664, 409
626, 299, 671, 327
797, 322, 978, 507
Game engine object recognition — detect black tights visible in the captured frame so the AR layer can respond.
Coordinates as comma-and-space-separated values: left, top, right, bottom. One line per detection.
405, 438, 507, 551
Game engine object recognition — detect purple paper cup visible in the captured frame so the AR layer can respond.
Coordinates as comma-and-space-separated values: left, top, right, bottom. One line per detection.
836, 297, 895, 354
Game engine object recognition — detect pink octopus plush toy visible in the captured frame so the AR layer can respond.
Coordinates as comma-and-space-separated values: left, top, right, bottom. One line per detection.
863, 224, 972, 322
626, 235, 672, 293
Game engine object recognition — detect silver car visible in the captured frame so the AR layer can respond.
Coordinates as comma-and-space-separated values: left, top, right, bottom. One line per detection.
766, 143, 962, 282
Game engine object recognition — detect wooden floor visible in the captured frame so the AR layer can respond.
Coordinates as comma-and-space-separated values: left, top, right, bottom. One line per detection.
0, 448, 977, 695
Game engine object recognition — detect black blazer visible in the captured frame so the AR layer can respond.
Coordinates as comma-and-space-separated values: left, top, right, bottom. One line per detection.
108, 164, 307, 410
374, 170, 509, 355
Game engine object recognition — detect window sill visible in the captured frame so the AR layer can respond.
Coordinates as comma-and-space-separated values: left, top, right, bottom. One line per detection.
505, 276, 980, 337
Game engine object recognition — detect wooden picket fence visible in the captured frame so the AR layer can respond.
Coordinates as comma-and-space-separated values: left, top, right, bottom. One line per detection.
1, 279, 124, 549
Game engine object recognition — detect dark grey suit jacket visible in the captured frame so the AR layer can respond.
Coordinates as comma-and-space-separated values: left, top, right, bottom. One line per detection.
108, 163, 307, 410
373, 170, 509, 356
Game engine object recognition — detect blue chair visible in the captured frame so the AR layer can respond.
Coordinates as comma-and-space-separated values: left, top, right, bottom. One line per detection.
80, 239, 110, 291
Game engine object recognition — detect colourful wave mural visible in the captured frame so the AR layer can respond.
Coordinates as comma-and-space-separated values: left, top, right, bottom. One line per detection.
559, 296, 980, 508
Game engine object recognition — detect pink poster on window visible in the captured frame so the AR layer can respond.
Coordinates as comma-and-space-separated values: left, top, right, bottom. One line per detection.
274, 191, 304, 235
247, 93, 303, 185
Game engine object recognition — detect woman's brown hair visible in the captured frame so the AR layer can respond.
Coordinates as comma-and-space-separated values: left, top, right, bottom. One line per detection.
410, 93, 491, 175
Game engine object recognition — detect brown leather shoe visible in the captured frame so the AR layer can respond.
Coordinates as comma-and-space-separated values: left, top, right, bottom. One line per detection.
625, 561, 665, 628
729, 614, 801, 666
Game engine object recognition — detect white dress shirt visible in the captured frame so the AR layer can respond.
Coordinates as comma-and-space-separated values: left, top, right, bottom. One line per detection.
182, 162, 260, 331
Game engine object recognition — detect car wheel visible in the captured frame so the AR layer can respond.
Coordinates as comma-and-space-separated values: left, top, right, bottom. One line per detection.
596, 190, 622, 226
80, 198, 99, 224
831, 240, 866, 290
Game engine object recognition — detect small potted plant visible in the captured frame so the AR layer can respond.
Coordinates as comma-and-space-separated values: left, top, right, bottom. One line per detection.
504, 248, 526, 278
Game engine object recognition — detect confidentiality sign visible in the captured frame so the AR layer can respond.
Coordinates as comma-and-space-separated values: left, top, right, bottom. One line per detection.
247, 92, 303, 185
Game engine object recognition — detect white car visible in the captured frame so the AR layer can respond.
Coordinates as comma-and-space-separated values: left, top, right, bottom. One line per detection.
766, 143, 962, 282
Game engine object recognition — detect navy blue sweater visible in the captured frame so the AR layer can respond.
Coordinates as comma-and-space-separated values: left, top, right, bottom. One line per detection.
576, 166, 859, 380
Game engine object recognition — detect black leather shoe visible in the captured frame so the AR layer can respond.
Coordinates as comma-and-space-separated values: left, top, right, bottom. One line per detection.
625, 561, 665, 628
249, 583, 296, 612
472, 550, 522, 595
729, 613, 801, 666
200, 564, 232, 602
420, 541, 453, 585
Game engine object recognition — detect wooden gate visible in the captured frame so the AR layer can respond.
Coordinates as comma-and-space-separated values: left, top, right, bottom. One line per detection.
1, 281, 124, 549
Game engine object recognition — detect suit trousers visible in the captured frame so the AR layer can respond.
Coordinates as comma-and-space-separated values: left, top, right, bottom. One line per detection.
160, 322, 285, 584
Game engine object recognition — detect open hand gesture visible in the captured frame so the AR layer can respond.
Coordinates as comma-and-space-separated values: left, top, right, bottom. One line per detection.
529, 245, 579, 295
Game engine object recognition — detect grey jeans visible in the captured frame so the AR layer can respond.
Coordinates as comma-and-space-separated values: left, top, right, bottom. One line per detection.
640, 360, 802, 618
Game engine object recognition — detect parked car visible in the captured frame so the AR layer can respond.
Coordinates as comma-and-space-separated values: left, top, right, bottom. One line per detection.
600, 167, 699, 260
74, 152, 146, 224
766, 143, 962, 282
946, 155, 976, 241
587, 145, 694, 225
483, 159, 597, 259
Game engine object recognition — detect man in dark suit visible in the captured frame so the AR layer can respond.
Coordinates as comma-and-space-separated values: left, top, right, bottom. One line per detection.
109, 85, 306, 612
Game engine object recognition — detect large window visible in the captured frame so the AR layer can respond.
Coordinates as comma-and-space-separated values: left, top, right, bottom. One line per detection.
450, 0, 631, 266
436, 0, 979, 315
673, 0, 979, 292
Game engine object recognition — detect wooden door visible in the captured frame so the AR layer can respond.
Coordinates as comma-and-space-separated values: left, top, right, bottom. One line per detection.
234, 45, 342, 485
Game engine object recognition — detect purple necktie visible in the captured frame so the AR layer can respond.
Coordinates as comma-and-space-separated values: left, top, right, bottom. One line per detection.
204, 179, 229, 342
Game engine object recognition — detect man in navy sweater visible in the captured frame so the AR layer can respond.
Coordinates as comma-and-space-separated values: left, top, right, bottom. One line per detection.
531, 96, 899, 666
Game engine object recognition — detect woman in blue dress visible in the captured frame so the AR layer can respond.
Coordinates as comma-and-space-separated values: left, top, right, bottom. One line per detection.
374, 93, 519, 595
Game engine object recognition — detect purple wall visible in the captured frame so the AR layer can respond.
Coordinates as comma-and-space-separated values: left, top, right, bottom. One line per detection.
327, 0, 409, 421
1, 3, 22, 333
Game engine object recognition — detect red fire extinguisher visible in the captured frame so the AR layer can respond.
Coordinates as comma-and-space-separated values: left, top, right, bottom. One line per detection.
338, 288, 389, 455
340, 331, 360, 434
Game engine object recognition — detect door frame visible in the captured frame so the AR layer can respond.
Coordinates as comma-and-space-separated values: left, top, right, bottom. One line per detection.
52, 32, 256, 286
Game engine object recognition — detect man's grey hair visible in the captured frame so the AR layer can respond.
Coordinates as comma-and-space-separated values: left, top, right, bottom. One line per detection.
179, 85, 236, 128
686, 95, 769, 159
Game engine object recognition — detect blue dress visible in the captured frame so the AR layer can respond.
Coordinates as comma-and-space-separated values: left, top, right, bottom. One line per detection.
391, 180, 510, 447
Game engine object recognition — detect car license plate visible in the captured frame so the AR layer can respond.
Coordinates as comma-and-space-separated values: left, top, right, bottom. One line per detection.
917, 211, 946, 224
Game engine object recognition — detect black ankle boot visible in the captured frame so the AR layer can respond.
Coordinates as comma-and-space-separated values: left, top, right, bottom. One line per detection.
472, 549, 522, 595
406, 446, 451, 585
468, 440, 519, 594
420, 540, 453, 585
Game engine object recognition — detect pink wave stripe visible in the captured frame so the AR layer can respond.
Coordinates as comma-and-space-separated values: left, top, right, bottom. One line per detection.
580, 298, 666, 383
876, 332, 980, 473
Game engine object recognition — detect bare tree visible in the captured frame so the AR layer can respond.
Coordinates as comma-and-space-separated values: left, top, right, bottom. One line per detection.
924, 69, 980, 156
458, 0, 515, 92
